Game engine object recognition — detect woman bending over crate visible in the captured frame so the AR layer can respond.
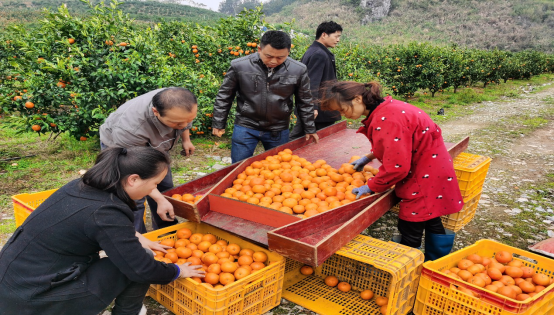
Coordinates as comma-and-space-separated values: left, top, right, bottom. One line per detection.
319, 81, 464, 261
0, 147, 205, 315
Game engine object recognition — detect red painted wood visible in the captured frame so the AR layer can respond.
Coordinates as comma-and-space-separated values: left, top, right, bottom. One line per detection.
161, 163, 240, 221
316, 191, 397, 264
267, 190, 397, 266
208, 194, 301, 228
447, 136, 469, 160
201, 211, 273, 247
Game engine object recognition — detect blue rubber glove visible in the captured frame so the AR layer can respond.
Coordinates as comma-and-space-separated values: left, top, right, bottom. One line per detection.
352, 185, 372, 200
350, 156, 372, 172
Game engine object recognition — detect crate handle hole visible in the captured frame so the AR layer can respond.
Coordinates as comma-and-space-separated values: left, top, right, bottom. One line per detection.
513, 253, 538, 265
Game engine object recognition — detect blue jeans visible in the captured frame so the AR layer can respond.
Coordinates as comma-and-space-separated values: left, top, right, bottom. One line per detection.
100, 142, 177, 233
231, 125, 290, 163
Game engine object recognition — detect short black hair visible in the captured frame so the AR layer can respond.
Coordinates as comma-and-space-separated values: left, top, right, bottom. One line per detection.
152, 87, 197, 116
260, 30, 291, 50
316, 21, 343, 40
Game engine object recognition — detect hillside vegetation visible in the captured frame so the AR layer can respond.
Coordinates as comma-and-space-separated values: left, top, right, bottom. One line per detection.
266, 0, 554, 53
0, 0, 225, 28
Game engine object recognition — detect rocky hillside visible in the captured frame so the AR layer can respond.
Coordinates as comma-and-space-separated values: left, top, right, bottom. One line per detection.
0, 0, 225, 28
265, 0, 554, 53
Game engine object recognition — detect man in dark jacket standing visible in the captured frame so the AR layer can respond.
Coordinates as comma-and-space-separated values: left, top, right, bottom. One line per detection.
212, 31, 319, 163
290, 21, 343, 139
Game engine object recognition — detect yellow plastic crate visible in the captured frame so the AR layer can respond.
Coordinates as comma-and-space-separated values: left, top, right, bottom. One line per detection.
12, 189, 58, 227
453, 152, 492, 197
414, 240, 554, 315
12, 189, 148, 227
441, 191, 482, 232
143, 222, 285, 315
283, 235, 424, 315
389, 182, 484, 232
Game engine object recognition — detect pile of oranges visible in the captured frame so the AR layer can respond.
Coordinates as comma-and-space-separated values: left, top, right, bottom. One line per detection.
153, 227, 271, 288
220, 149, 379, 219
444, 251, 553, 301
300, 266, 389, 314
170, 193, 203, 204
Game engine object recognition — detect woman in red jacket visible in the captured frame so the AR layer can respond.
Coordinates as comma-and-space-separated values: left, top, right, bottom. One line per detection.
319, 81, 463, 260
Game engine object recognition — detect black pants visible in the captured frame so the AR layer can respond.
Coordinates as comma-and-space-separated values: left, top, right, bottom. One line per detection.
397, 217, 446, 248
290, 120, 336, 140
0, 252, 151, 315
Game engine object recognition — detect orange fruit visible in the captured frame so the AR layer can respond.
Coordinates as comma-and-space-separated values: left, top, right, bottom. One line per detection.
176, 228, 192, 239
202, 253, 219, 266
375, 296, 388, 306
292, 205, 305, 214
521, 267, 535, 278
300, 266, 314, 275
186, 243, 197, 251
221, 261, 238, 273
226, 244, 241, 255
208, 264, 221, 274
360, 289, 374, 300
238, 255, 253, 266
468, 276, 486, 288
182, 194, 195, 202
495, 251, 513, 264
324, 276, 339, 287
219, 272, 235, 285
234, 267, 250, 280
240, 249, 254, 257
192, 250, 204, 258
204, 273, 220, 285
485, 284, 499, 292
497, 286, 517, 299
160, 239, 175, 247
190, 233, 203, 244
532, 273, 550, 286
488, 262, 506, 273
190, 277, 203, 284
466, 254, 483, 264
458, 270, 473, 281
198, 241, 212, 252
176, 247, 192, 259
487, 268, 503, 280
380, 305, 387, 315
516, 294, 531, 301
337, 282, 351, 292
175, 239, 190, 248
165, 252, 178, 263
209, 244, 223, 254
506, 267, 524, 279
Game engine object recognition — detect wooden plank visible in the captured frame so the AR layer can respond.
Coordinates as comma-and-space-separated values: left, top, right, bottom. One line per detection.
201, 211, 274, 247
267, 191, 397, 266
316, 191, 398, 265
447, 136, 470, 159
208, 194, 300, 228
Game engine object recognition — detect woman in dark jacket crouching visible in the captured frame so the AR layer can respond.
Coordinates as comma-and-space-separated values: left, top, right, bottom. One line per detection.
0, 147, 204, 315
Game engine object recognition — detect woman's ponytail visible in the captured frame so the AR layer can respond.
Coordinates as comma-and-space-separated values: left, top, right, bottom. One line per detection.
320, 80, 384, 113
82, 147, 170, 209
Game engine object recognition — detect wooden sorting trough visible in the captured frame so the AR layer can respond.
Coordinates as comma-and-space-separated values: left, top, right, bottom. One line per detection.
163, 121, 469, 266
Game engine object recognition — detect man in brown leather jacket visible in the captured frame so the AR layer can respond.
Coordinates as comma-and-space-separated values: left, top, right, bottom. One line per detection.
212, 31, 319, 163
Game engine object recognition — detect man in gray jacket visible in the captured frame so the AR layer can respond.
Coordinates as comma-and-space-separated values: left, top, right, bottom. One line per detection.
100, 87, 197, 233
212, 31, 319, 163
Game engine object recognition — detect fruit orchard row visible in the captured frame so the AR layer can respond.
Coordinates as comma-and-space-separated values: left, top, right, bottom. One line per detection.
1, 0, 553, 139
